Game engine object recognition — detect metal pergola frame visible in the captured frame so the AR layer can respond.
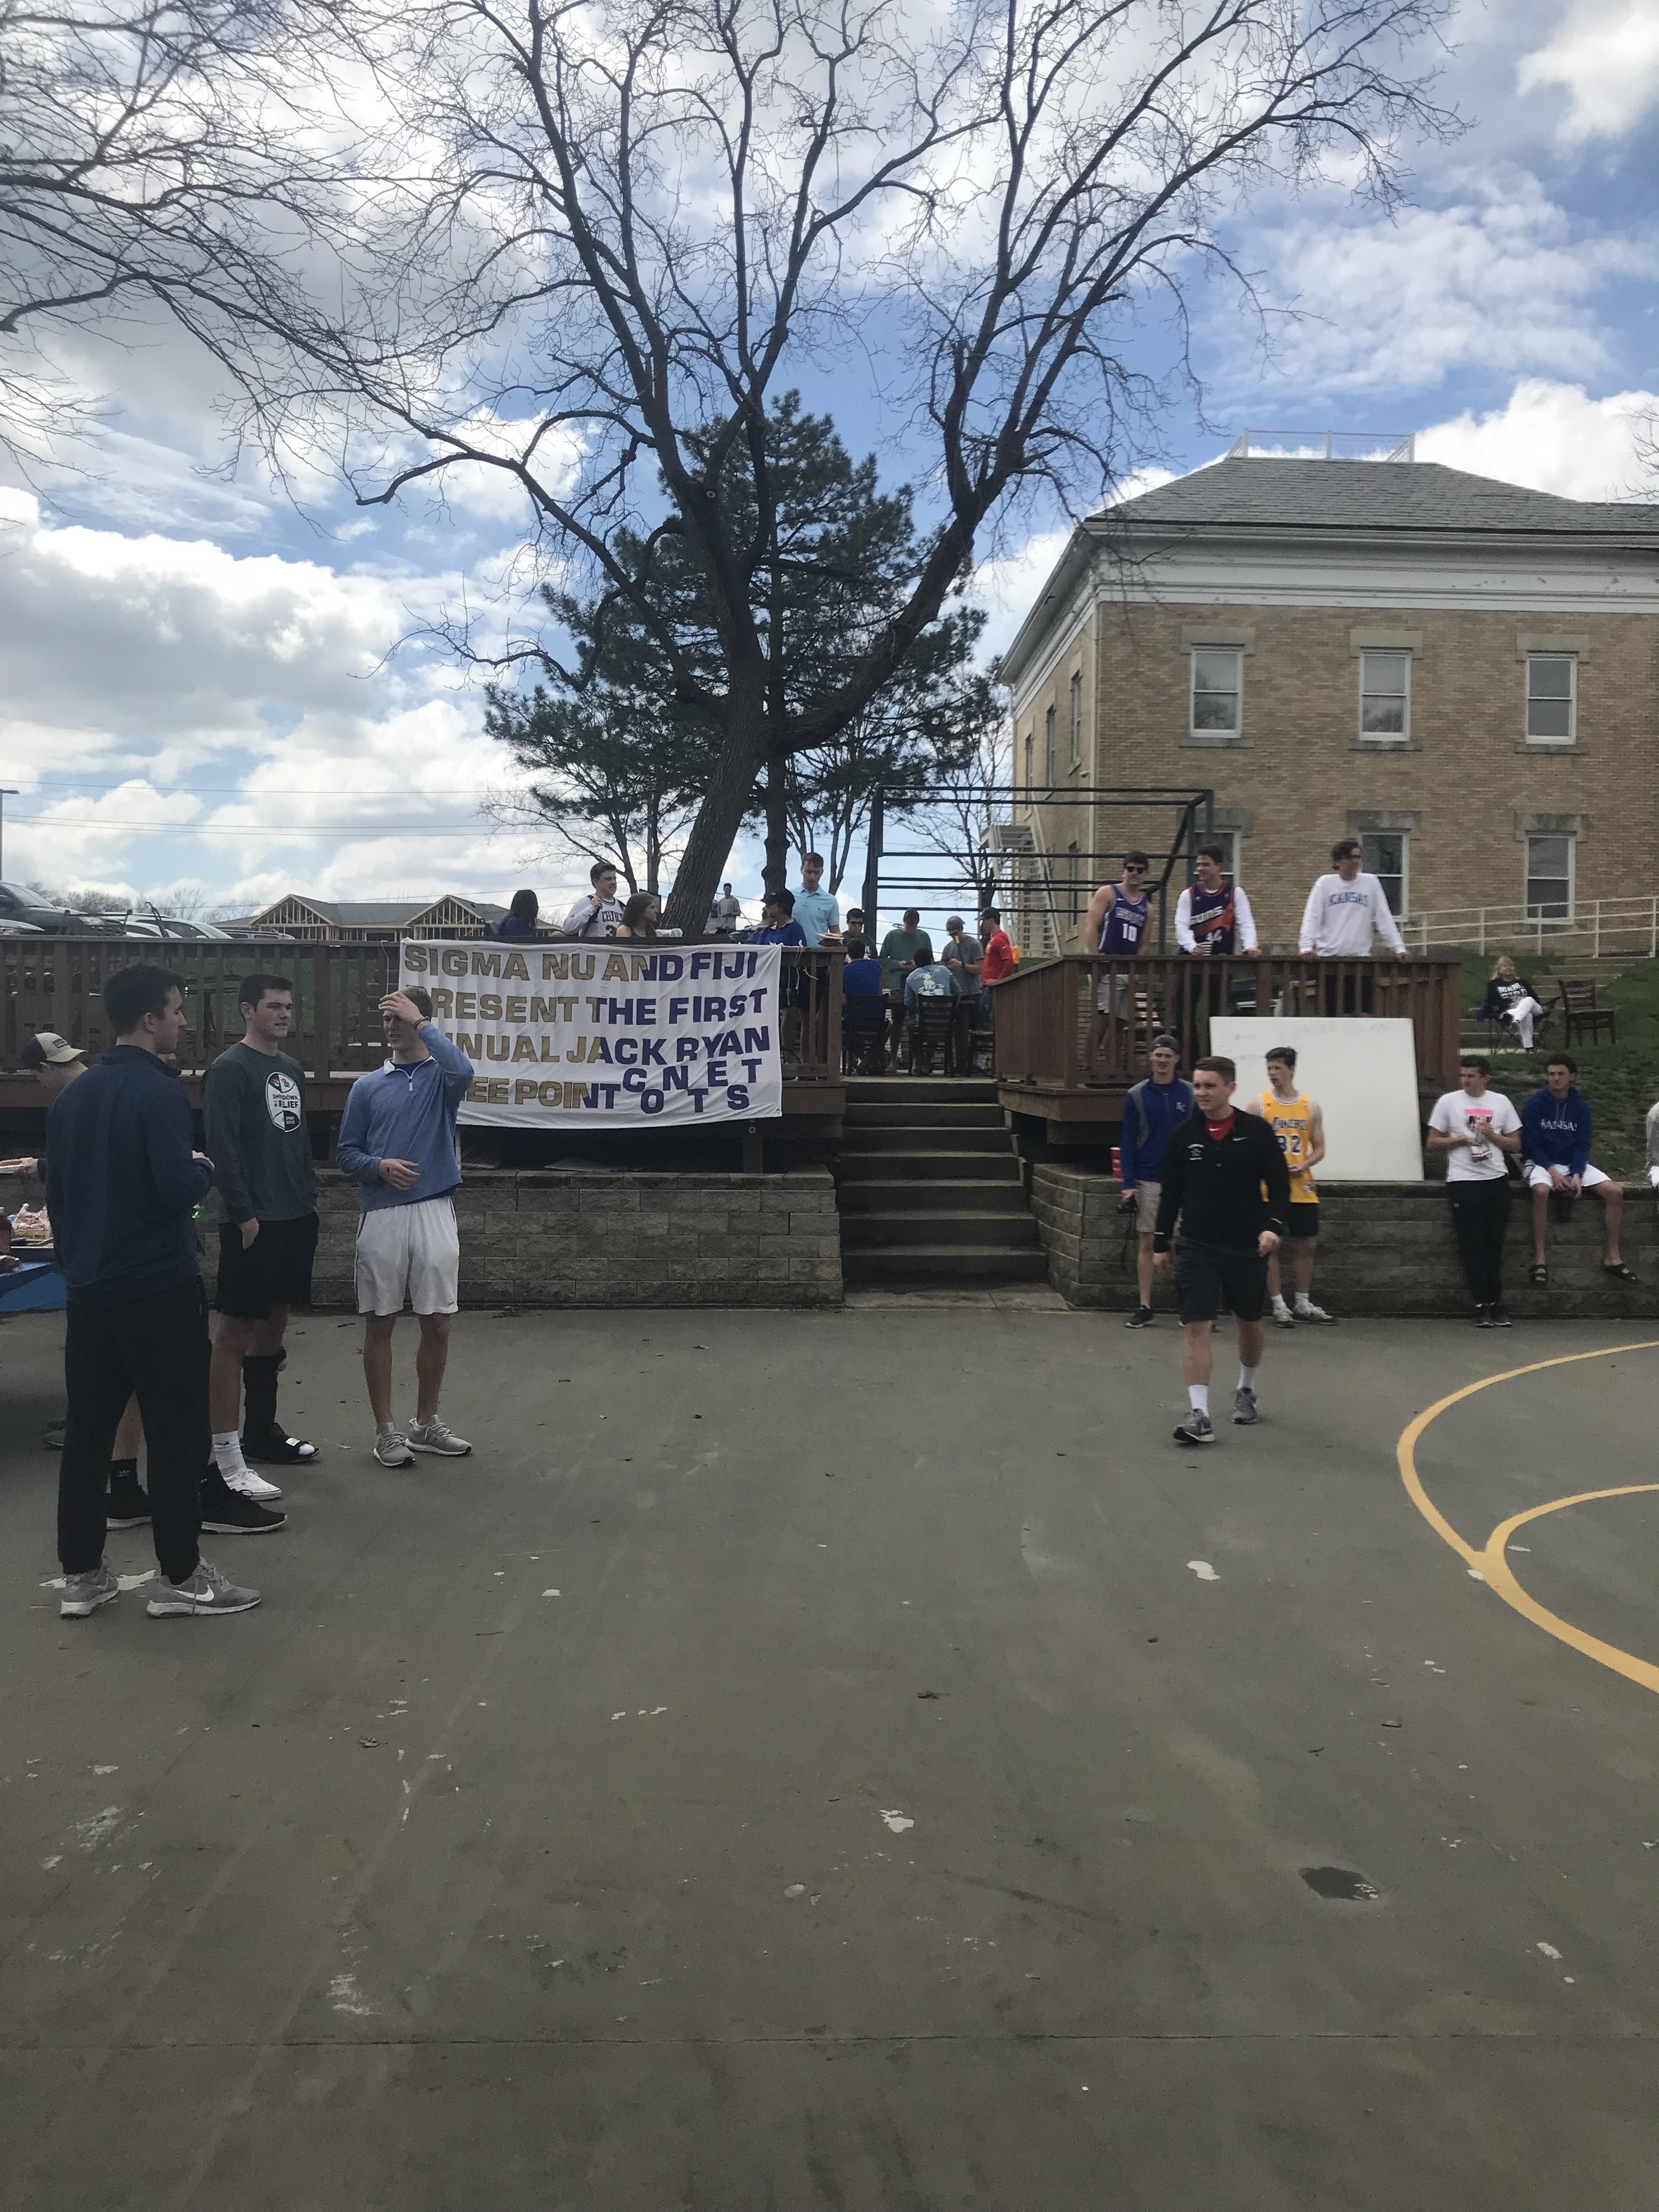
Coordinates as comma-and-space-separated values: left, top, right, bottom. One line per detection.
861, 784, 1216, 955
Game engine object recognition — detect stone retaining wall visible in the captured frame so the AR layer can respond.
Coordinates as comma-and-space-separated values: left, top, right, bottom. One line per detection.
260, 1169, 843, 1309
1030, 1165, 1659, 1319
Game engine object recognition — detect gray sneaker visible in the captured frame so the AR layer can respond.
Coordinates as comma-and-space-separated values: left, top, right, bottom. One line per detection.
1173, 1410, 1216, 1446
60, 1562, 119, 1619
1232, 1386, 1260, 1426
407, 1417, 472, 1457
374, 1425, 415, 1468
146, 1560, 260, 1618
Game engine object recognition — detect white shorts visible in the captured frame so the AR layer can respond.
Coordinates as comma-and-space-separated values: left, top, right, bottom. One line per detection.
355, 1195, 460, 1315
1131, 1179, 1161, 1234
1526, 1163, 1611, 1190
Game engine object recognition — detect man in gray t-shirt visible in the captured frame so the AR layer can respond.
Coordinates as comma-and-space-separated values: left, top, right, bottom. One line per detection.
199, 974, 320, 1514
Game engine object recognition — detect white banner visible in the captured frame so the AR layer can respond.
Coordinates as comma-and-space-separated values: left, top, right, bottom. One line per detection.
400, 938, 784, 1127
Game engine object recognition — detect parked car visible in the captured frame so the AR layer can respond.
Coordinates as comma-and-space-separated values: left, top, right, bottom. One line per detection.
0, 916, 45, 935
118, 909, 235, 941
0, 881, 78, 933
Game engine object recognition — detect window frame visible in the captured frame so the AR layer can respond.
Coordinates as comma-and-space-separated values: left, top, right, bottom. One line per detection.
1189, 646, 1243, 740
1023, 729, 1033, 791
1068, 669, 1083, 767
1359, 829, 1409, 918
1525, 653, 1577, 747
1524, 832, 1575, 922
1357, 648, 1411, 745
1043, 701, 1056, 786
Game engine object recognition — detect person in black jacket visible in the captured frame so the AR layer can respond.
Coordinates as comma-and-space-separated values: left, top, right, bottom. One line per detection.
1153, 1055, 1291, 1446
46, 965, 260, 1620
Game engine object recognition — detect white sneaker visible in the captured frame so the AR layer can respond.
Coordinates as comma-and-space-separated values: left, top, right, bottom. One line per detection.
407, 1417, 472, 1457
1295, 1301, 1336, 1324
374, 1425, 415, 1468
1271, 1299, 1295, 1328
224, 1461, 283, 1502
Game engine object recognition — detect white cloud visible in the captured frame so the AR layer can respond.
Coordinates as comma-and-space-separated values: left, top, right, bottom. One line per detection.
1256, 174, 1648, 394
1517, 3, 1659, 143
1417, 379, 1658, 500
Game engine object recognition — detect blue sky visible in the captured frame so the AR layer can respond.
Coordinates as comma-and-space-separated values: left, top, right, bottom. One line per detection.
1, 0, 1654, 925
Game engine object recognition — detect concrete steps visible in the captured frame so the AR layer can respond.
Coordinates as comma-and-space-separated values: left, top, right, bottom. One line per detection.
836, 1078, 1048, 1290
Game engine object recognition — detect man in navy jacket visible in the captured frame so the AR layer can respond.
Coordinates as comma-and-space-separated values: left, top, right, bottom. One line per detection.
46, 966, 261, 1620
1118, 1034, 1194, 1329
1519, 1054, 1633, 1284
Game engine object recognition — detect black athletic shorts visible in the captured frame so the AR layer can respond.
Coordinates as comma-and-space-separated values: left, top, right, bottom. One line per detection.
214, 1213, 319, 1319
1173, 1237, 1267, 1325
1285, 1201, 1321, 1241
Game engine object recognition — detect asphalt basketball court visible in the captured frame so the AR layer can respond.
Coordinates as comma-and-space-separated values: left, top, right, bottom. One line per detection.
2, 1304, 1656, 2210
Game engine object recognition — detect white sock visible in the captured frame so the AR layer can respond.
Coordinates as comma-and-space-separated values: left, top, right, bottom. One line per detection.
1294, 1293, 1316, 1313
212, 1430, 248, 1479
1238, 1364, 1259, 1392
1187, 1384, 1209, 1416
1271, 1291, 1291, 1309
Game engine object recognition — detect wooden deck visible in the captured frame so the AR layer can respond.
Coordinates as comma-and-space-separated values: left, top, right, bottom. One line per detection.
990, 953, 1464, 1138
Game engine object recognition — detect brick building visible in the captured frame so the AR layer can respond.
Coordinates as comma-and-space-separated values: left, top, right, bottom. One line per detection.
999, 454, 1659, 948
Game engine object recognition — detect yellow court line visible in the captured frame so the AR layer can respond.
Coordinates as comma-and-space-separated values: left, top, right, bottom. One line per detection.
1396, 1340, 1659, 1696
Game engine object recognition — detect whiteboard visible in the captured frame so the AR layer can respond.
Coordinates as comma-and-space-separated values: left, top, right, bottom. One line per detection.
1208, 1017, 1423, 1184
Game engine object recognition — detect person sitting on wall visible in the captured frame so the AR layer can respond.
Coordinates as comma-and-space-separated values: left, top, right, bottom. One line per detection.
1519, 1053, 1636, 1285
1475, 955, 1546, 1051
498, 889, 541, 940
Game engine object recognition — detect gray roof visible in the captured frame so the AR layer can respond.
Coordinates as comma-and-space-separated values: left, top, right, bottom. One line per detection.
1095, 457, 1659, 537
250, 896, 509, 926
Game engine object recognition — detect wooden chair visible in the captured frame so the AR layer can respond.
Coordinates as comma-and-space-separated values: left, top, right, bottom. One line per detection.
841, 994, 887, 1075
906, 994, 957, 1076
1557, 978, 1616, 1049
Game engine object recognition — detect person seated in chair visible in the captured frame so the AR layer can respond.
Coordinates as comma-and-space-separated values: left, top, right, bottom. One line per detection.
841, 936, 882, 1001
1475, 955, 1546, 1051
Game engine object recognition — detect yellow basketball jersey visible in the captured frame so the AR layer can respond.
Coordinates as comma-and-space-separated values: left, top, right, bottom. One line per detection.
1260, 1088, 1317, 1201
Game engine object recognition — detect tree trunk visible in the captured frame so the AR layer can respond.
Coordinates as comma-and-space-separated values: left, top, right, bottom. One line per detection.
662, 724, 766, 934
763, 752, 789, 899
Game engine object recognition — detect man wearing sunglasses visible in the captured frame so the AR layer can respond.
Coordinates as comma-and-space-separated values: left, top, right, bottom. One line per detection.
1085, 849, 1152, 1065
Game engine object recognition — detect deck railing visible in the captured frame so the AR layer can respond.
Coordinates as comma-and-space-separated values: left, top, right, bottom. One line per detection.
1, 938, 845, 1087
1399, 895, 1659, 960
990, 953, 1464, 1098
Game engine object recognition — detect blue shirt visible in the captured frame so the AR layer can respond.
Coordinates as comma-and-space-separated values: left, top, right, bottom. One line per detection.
336, 1025, 476, 1212
842, 958, 883, 997
751, 921, 808, 946
790, 887, 839, 946
1119, 1075, 1195, 1190
1520, 1085, 1593, 1177
46, 1046, 214, 1303
904, 960, 960, 1005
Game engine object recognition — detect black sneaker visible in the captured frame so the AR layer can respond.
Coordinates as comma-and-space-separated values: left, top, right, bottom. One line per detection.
200, 1467, 287, 1534
1488, 1303, 1513, 1328
1475, 1304, 1494, 1327
1124, 1305, 1155, 1329
241, 1426, 317, 1465
107, 1473, 151, 1529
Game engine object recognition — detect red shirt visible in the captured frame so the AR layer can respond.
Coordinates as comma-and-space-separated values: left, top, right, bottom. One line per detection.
1204, 1112, 1235, 1142
981, 929, 1015, 986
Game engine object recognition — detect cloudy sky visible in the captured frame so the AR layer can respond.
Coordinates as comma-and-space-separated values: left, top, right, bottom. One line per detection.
1, 0, 1655, 923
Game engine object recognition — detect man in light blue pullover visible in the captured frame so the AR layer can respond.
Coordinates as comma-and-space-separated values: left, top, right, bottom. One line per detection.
1119, 1033, 1194, 1329
1519, 1053, 1633, 1284
336, 987, 476, 1466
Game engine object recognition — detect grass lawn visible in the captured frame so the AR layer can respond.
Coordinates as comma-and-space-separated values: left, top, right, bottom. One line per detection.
1457, 950, 1659, 1177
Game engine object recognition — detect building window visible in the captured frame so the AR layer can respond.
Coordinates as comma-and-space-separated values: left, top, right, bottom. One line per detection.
1066, 838, 1081, 921
1023, 729, 1033, 790
1525, 834, 1574, 921
1358, 649, 1411, 741
1044, 703, 1056, 784
1360, 830, 1409, 917
1206, 829, 1242, 881
1190, 647, 1242, 737
1526, 654, 1576, 745
1069, 670, 1082, 767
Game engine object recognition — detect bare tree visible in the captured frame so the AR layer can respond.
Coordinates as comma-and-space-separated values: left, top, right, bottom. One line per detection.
186, 0, 1453, 926
0, 0, 343, 467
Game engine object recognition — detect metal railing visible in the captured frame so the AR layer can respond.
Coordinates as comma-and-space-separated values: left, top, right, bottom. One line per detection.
1, 937, 845, 1088
990, 953, 1465, 1097
1399, 897, 1659, 960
